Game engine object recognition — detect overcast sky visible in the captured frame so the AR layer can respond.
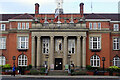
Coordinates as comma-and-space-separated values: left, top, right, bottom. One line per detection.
0, 0, 120, 14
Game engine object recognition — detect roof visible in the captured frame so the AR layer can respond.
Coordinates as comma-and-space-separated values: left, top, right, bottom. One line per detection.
0, 13, 119, 21
0, 14, 34, 21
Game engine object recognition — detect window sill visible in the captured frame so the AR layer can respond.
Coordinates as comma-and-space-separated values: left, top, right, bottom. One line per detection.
0, 49, 6, 50
90, 49, 101, 52
17, 49, 28, 51
113, 49, 120, 51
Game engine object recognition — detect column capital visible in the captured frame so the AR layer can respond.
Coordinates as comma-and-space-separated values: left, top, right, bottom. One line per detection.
77, 36, 82, 39
32, 36, 35, 40
37, 36, 41, 41
50, 36, 54, 38
64, 36, 68, 38
83, 36, 87, 39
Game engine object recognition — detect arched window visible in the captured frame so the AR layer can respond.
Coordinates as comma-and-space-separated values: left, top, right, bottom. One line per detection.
0, 56, 6, 65
18, 55, 27, 66
90, 55, 100, 67
113, 57, 120, 67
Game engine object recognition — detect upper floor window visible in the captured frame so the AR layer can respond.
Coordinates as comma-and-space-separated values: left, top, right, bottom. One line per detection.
26, 23, 29, 29
90, 55, 100, 67
93, 23, 97, 30
89, 23, 92, 30
18, 36, 28, 49
0, 37, 6, 49
18, 23, 21, 30
90, 37, 101, 50
68, 39, 75, 54
42, 38, 49, 54
89, 22, 101, 30
113, 57, 120, 67
98, 23, 101, 30
1, 24, 5, 31
22, 23, 25, 29
18, 22, 29, 30
113, 38, 120, 50
55, 38, 62, 52
18, 55, 27, 66
0, 56, 6, 65
114, 24, 119, 31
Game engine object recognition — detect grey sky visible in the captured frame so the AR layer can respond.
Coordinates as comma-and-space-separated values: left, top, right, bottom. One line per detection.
0, 0, 119, 14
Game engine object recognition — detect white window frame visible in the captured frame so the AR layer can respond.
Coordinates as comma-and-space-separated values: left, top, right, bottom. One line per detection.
68, 39, 75, 54
1, 24, 5, 31
18, 23, 21, 30
113, 57, 120, 67
114, 24, 119, 31
55, 38, 62, 52
0, 37, 6, 49
98, 22, 101, 30
0, 56, 6, 65
93, 23, 97, 30
42, 38, 49, 54
89, 23, 92, 30
113, 38, 119, 50
22, 23, 25, 30
90, 55, 100, 67
18, 55, 27, 66
18, 37, 28, 49
90, 37, 101, 50
26, 23, 29, 29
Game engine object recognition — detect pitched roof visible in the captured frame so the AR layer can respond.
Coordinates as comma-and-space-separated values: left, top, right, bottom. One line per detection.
0, 13, 119, 21
0, 14, 34, 21
12, 13, 34, 19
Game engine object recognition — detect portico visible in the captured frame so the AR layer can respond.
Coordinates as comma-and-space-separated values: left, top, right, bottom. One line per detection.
31, 30, 87, 70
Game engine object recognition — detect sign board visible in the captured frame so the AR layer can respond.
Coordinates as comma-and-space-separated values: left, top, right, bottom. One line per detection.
65, 64, 68, 70
50, 64, 54, 70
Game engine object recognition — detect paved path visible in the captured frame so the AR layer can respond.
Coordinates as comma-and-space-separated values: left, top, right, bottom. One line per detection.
0, 75, 120, 80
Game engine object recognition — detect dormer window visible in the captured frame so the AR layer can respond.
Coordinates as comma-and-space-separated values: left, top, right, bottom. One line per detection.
1, 24, 5, 31
114, 24, 119, 31
89, 22, 101, 30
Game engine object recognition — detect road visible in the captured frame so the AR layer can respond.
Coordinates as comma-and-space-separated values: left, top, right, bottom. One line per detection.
1, 76, 120, 80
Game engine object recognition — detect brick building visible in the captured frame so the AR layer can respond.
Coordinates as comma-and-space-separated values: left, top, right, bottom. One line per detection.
0, 2, 120, 70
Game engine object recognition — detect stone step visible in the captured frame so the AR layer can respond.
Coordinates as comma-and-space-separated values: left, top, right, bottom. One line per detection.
48, 70, 68, 75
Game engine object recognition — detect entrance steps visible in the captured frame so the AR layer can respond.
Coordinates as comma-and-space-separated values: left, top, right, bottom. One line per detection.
48, 70, 68, 75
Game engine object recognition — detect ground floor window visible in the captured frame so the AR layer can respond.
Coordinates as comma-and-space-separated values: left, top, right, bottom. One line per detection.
18, 55, 27, 66
0, 56, 6, 65
113, 57, 120, 67
90, 55, 100, 67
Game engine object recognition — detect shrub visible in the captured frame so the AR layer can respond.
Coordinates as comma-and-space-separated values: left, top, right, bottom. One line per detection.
72, 71, 88, 75
30, 69, 40, 75
86, 65, 92, 70
40, 67, 46, 74
3, 64, 11, 69
28, 64, 32, 70
109, 66, 120, 72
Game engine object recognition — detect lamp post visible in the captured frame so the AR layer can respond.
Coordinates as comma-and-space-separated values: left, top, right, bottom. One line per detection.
102, 57, 105, 74
12, 56, 16, 67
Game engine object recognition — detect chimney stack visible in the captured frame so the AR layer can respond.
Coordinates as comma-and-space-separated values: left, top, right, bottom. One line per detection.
80, 3, 84, 17
35, 3, 39, 15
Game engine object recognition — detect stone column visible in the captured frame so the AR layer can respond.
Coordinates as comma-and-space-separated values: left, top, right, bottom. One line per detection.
77, 36, 81, 69
82, 36, 86, 68
49, 36, 54, 70
32, 36, 35, 67
37, 36, 41, 69
63, 36, 68, 70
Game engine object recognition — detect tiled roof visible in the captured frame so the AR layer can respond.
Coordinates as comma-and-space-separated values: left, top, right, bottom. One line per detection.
12, 13, 34, 19
0, 14, 34, 21
0, 13, 119, 21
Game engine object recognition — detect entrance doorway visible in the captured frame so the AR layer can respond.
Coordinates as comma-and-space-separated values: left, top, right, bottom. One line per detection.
55, 58, 63, 70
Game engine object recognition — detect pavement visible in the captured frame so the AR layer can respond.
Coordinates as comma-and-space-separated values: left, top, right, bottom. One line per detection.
0, 75, 120, 79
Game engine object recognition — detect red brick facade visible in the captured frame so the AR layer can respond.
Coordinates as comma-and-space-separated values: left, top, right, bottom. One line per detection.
0, 3, 120, 69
